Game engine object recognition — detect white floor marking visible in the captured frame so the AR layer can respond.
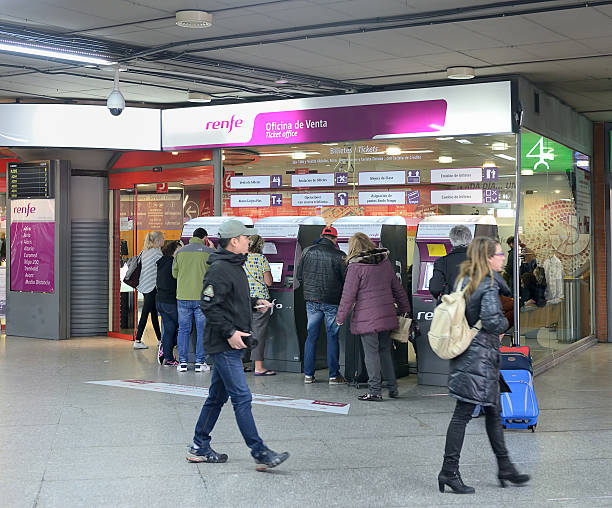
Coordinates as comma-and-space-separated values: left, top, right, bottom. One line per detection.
87, 379, 350, 415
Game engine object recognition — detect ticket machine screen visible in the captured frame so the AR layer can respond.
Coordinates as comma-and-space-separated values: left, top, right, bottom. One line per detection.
269, 262, 284, 283
421, 262, 435, 290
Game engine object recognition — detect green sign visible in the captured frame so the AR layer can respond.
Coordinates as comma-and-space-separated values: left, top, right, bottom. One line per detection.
521, 131, 574, 173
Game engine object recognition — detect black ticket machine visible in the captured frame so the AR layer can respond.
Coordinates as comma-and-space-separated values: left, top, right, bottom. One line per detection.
253, 216, 326, 373
413, 215, 498, 386
180, 216, 253, 245
331, 216, 410, 378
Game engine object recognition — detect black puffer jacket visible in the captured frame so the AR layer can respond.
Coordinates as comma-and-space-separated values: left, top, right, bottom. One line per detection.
296, 237, 346, 305
448, 271, 510, 406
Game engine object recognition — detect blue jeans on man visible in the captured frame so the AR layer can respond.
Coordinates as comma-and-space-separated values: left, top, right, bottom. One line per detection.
193, 349, 265, 455
303, 301, 340, 378
177, 300, 206, 364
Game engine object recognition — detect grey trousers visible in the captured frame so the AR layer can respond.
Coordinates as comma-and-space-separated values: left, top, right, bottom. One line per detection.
360, 331, 397, 396
250, 308, 271, 362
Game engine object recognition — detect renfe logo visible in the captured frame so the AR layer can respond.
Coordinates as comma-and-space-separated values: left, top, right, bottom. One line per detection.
205, 114, 244, 133
13, 202, 37, 217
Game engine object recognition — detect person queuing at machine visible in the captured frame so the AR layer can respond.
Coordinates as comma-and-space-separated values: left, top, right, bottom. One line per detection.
335, 233, 411, 401
296, 226, 347, 385
438, 237, 529, 495
134, 231, 164, 350
188, 220, 289, 471
244, 234, 275, 376
429, 225, 473, 301
172, 227, 215, 372
155, 240, 183, 366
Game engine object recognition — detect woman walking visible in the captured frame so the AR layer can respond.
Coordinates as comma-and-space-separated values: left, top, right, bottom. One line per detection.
336, 233, 410, 401
156, 240, 183, 365
438, 237, 530, 494
244, 234, 275, 376
134, 230, 164, 349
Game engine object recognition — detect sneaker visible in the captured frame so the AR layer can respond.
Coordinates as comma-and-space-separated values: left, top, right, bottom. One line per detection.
329, 374, 346, 385
304, 375, 315, 384
133, 341, 148, 350
195, 363, 211, 373
177, 363, 188, 372
253, 447, 289, 471
186, 445, 228, 463
358, 393, 383, 401
157, 343, 164, 365
164, 359, 179, 366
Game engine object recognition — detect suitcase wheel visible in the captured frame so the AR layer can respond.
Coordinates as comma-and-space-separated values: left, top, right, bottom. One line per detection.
528, 425, 536, 432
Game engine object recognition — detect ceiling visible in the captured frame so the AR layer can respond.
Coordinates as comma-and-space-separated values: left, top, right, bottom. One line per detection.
1, 0, 612, 120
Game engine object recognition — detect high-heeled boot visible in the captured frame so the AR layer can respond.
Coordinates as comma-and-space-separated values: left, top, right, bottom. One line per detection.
437, 470, 475, 494
497, 460, 530, 487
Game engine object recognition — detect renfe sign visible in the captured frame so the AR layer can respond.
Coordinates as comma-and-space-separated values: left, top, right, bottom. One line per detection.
162, 81, 512, 150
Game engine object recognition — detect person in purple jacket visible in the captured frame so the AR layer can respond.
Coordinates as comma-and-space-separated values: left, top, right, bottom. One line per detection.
336, 233, 411, 401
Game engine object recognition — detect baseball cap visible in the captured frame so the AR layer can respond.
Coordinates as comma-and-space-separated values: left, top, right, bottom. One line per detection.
322, 226, 338, 237
218, 219, 257, 239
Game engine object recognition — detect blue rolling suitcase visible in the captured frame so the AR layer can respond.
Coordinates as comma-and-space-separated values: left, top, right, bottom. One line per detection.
500, 369, 539, 432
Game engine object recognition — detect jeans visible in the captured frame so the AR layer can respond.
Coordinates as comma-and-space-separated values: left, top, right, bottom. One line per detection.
303, 301, 340, 378
157, 300, 178, 362
135, 289, 161, 342
193, 349, 264, 455
442, 400, 510, 473
360, 331, 397, 396
177, 300, 206, 364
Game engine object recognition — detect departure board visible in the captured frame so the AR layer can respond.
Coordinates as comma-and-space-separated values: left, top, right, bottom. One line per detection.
8, 162, 55, 199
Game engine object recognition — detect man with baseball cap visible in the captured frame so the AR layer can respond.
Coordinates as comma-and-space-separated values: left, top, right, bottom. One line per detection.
296, 224, 346, 384
187, 219, 289, 470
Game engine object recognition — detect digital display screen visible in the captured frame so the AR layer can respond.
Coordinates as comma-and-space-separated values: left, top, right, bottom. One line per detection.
269, 262, 284, 283
422, 262, 435, 290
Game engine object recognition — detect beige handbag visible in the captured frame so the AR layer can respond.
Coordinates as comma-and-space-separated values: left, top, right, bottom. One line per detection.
390, 314, 412, 343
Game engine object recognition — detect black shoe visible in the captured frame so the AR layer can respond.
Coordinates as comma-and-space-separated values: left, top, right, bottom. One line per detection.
438, 471, 475, 494
253, 447, 290, 471
388, 389, 399, 399
498, 465, 530, 487
358, 393, 383, 401
186, 445, 228, 463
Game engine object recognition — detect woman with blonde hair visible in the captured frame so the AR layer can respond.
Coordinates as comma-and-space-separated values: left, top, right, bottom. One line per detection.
438, 237, 529, 494
336, 232, 410, 401
134, 230, 164, 349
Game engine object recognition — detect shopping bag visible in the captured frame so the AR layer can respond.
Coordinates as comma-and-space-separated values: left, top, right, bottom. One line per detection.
390, 314, 412, 343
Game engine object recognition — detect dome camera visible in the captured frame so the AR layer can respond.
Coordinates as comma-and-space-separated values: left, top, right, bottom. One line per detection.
107, 88, 125, 116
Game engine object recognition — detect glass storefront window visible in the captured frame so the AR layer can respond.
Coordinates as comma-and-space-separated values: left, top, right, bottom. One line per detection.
519, 130, 592, 360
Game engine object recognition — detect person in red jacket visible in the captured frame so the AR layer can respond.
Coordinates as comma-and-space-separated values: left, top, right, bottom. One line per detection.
336, 233, 411, 401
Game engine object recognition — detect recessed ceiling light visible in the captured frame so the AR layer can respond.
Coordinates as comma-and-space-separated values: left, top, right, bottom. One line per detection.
322, 143, 338, 146
436, 136, 454, 141
292, 152, 307, 160
188, 91, 212, 102
171, 151, 178, 155
554, 189, 561, 194
521, 169, 534, 176
446, 66, 475, 79
456, 139, 472, 144
483, 162, 497, 168
495, 154, 515, 161
491, 142, 509, 151
386, 146, 402, 156
176, 10, 213, 28
438, 156, 453, 163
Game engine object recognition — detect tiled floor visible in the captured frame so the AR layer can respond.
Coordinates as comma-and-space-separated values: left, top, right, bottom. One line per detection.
1, 334, 610, 508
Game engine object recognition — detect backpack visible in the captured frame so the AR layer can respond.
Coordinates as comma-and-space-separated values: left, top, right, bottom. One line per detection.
428, 283, 481, 360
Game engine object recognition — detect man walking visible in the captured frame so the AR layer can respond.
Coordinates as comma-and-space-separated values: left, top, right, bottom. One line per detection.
188, 220, 289, 471
296, 225, 346, 384
172, 227, 214, 372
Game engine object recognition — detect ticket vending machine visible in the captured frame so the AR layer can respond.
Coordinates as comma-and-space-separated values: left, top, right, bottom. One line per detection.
253, 216, 326, 373
331, 216, 411, 378
180, 216, 253, 245
413, 215, 498, 386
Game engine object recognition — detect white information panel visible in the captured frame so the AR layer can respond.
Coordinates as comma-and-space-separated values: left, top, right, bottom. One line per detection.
230, 194, 271, 207
230, 175, 270, 189
358, 171, 405, 186
291, 193, 335, 206
291, 173, 335, 187
417, 223, 477, 240
430, 189, 483, 205
430, 167, 482, 184
358, 191, 406, 206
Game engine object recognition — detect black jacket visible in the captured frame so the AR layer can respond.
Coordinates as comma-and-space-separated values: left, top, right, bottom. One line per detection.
156, 255, 177, 304
429, 246, 467, 300
448, 271, 510, 406
296, 237, 346, 305
200, 248, 258, 355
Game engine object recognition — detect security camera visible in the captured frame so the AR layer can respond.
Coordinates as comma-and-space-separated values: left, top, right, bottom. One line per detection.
107, 88, 125, 116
